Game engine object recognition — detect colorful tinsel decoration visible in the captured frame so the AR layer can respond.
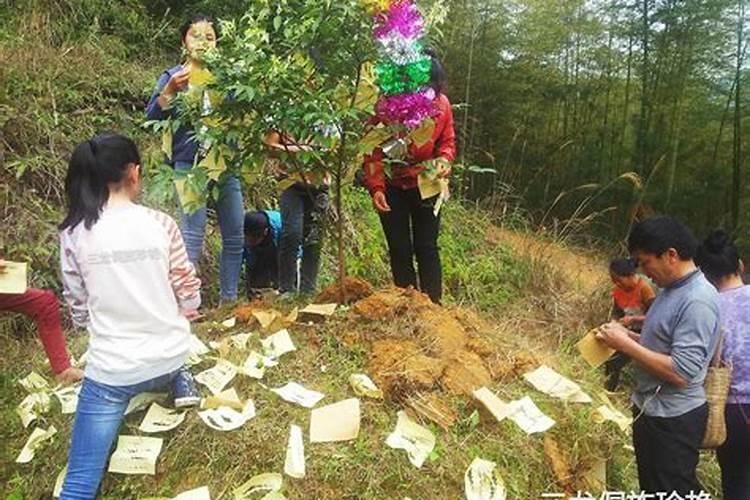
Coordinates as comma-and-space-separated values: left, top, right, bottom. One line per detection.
368, 0, 437, 129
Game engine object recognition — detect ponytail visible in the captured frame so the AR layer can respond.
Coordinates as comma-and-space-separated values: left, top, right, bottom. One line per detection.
60, 134, 141, 231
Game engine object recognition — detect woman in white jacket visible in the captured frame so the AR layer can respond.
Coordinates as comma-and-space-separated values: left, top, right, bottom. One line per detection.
58, 133, 201, 499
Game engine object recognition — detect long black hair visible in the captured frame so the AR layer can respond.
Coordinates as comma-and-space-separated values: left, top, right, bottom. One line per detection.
60, 134, 140, 231
424, 47, 447, 94
696, 229, 742, 283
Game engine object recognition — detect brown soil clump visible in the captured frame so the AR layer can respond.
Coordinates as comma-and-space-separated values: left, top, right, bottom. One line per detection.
316, 277, 375, 304
440, 350, 492, 395
355, 287, 500, 425
368, 339, 444, 398
353, 287, 432, 320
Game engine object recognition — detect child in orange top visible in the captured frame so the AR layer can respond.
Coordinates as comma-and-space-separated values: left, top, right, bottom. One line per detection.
610, 257, 656, 329
605, 257, 656, 391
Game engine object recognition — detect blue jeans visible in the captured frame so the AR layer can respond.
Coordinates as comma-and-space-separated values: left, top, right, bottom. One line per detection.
60, 372, 178, 499
174, 161, 244, 302
279, 184, 328, 294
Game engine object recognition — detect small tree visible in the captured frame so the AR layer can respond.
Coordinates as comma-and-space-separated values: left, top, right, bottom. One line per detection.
150, 0, 377, 300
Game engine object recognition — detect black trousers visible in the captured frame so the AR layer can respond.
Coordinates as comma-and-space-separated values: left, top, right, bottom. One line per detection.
717, 404, 750, 500
379, 186, 442, 303
604, 352, 631, 391
245, 241, 279, 296
632, 403, 708, 495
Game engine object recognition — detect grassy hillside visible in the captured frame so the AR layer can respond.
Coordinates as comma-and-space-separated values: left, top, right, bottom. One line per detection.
0, 4, 722, 499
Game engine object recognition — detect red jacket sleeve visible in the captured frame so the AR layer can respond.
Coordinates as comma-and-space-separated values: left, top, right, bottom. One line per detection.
363, 147, 387, 196
435, 96, 457, 162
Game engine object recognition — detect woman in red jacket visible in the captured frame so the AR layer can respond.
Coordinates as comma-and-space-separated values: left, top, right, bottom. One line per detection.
363, 51, 457, 304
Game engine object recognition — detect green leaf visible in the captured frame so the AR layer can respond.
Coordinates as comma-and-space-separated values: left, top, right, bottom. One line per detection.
273, 15, 282, 31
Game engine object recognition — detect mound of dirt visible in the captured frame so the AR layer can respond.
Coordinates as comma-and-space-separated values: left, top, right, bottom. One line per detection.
352, 287, 501, 427
316, 277, 375, 304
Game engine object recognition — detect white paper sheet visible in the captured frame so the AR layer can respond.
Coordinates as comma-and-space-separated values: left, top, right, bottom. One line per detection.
54, 384, 80, 414
232, 472, 283, 499
16, 425, 57, 463
385, 411, 435, 468
271, 382, 324, 408
472, 387, 513, 423
173, 486, 211, 500
284, 424, 305, 478
464, 457, 507, 500
0, 260, 27, 294
124, 392, 168, 416
187, 335, 210, 366
349, 373, 383, 399
309, 398, 360, 443
195, 360, 237, 395
523, 365, 592, 403
139, 403, 187, 433
19, 371, 49, 392
593, 404, 632, 433
240, 351, 267, 379
53, 464, 67, 497
108, 435, 163, 475
261, 330, 296, 359
507, 397, 555, 434
17, 391, 51, 428
198, 400, 256, 431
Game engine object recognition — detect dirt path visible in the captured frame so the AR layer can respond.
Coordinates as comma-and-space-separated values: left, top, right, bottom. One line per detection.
487, 226, 607, 294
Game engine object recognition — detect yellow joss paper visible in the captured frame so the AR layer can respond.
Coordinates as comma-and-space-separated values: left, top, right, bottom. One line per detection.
362, 0, 392, 14
186, 62, 214, 87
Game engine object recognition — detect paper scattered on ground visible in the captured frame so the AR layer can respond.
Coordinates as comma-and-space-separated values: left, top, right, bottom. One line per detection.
582, 458, 607, 491
385, 410, 436, 468
54, 384, 80, 414
0, 260, 27, 294
202, 387, 244, 411
240, 351, 268, 379
577, 329, 615, 368
253, 309, 281, 330
108, 435, 163, 475
173, 486, 211, 500
229, 333, 253, 350
260, 493, 286, 500
232, 472, 283, 499
472, 387, 514, 423
53, 464, 67, 497
187, 334, 210, 366
139, 403, 187, 433
196, 359, 237, 395
507, 397, 556, 434
252, 308, 295, 333
271, 382, 324, 408
17, 391, 51, 428
523, 365, 592, 403
198, 400, 256, 431
221, 317, 237, 328
593, 404, 632, 433
349, 373, 383, 399
299, 303, 337, 317
464, 457, 507, 500
310, 398, 360, 443
19, 371, 49, 392
261, 330, 296, 359
16, 425, 57, 463
125, 392, 168, 416
284, 424, 305, 478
